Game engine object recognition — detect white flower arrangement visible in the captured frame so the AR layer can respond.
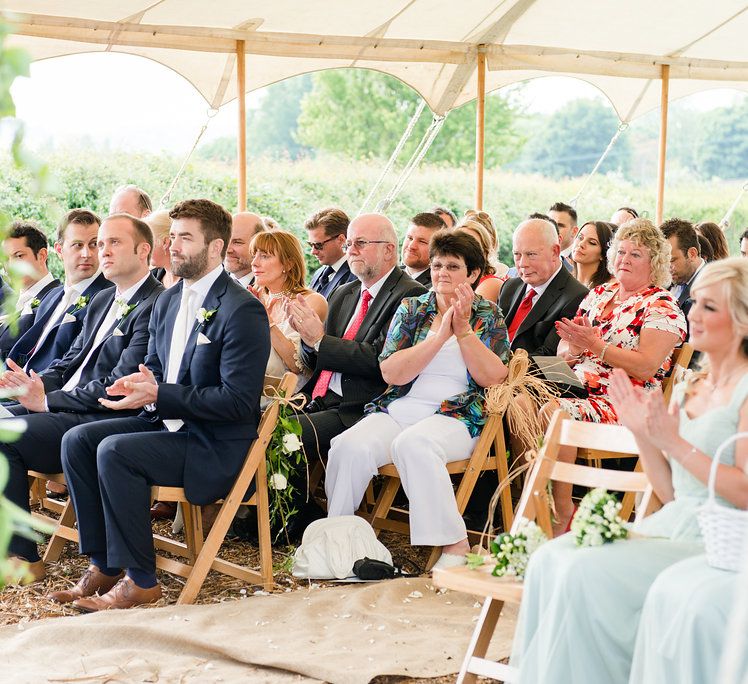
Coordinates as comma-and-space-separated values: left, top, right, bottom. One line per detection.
281, 432, 302, 454
196, 307, 217, 325
269, 472, 288, 490
467, 518, 547, 579
115, 297, 137, 320
571, 488, 629, 547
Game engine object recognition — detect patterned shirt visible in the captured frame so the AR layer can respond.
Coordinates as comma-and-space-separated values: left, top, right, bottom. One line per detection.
365, 291, 510, 437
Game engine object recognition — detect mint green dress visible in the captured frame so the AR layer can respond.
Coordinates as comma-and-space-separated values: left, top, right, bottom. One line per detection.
510, 373, 748, 684
630, 555, 746, 683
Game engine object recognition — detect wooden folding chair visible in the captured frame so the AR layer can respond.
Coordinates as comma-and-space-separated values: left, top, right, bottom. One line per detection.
28, 471, 80, 563
433, 410, 661, 683
578, 342, 691, 519
151, 372, 296, 604
368, 410, 514, 571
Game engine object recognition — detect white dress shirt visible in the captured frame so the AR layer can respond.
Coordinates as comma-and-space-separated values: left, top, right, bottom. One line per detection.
523, 263, 563, 308
231, 271, 253, 289
17, 272, 56, 314
162, 264, 224, 431
327, 267, 394, 397
60, 272, 150, 393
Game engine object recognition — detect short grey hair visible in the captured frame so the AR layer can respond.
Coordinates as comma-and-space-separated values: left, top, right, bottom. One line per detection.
513, 218, 559, 247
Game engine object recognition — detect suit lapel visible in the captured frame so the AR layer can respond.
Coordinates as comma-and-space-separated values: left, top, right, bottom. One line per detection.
79, 289, 117, 356
515, 269, 567, 339
353, 269, 401, 341
177, 272, 229, 383
333, 284, 360, 336
505, 281, 526, 324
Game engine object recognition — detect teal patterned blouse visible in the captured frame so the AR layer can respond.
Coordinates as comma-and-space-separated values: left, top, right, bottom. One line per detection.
365, 291, 510, 437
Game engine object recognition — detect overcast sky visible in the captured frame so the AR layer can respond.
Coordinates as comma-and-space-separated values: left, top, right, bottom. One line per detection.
9, 52, 744, 155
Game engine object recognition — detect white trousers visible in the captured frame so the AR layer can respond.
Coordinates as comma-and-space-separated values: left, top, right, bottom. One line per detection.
325, 412, 476, 546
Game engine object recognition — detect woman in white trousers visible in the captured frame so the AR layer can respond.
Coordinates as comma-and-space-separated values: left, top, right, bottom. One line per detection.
325, 229, 510, 569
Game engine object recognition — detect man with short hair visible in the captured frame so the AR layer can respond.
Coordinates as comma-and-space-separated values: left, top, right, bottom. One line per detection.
54, 199, 270, 610
0, 213, 163, 580
109, 184, 153, 218
306, 207, 356, 298
8, 209, 112, 371
226, 212, 266, 288
499, 218, 588, 356
431, 206, 457, 229
739, 228, 748, 258
661, 218, 705, 323
0, 221, 61, 352
610, 207, 639, 226
284, 214, 425, 532
400, 212, 446, 288
549, 202, 578, 272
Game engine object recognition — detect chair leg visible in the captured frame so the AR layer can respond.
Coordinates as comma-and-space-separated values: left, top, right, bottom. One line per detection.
255, 461, 274, 591
182, 503, 203, 562
368, 477, 401, 537
457, 597, 506, 684
42, 498, 77, 563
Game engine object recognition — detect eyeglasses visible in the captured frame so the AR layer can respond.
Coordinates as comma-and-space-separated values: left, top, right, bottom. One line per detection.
343, 239, 392, 251
306, 236, 338, 251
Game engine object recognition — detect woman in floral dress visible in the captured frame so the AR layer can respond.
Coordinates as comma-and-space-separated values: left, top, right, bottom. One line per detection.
548, 219, 687, 526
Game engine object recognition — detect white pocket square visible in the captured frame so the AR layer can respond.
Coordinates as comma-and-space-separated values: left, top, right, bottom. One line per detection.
112, 327, 124, 337
61, 312, 77, 324
197, 332, 211, 346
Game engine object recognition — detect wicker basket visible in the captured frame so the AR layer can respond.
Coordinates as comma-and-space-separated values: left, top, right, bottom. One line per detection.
697, 432, 748, 572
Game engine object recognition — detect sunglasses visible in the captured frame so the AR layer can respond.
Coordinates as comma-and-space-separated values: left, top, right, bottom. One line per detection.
306, 236, 338, 251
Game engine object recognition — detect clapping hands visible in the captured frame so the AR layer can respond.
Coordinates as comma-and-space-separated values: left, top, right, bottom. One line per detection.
0, 358, 47, 412
555, 316, 600, 355
285, 294, 325, 346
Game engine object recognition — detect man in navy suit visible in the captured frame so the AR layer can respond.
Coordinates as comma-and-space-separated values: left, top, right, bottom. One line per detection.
7, 209, 112, 372
0, 221, 61, 352
306, 207, 356, 298
0, 213, 163, 579
53, 199, 270, 611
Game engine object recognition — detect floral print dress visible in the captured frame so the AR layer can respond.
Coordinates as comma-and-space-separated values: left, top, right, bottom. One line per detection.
557, 282, 687, 423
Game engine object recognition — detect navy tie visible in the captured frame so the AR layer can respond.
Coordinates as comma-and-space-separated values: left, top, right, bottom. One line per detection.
318, 266, 334, 294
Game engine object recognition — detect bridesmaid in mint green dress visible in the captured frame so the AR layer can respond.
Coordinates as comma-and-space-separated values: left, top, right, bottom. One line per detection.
631, 554, 747, 683
511, 258, 748, 684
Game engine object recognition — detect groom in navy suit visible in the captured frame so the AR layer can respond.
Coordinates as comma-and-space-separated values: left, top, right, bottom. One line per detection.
7, 209, 112, 372
55, 199, 270, 611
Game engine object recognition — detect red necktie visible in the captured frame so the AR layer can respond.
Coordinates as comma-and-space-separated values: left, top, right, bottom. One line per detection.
507, 288, 537, 341
312, 289, 373, 399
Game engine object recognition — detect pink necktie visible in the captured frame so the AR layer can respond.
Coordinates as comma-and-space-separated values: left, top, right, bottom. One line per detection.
312, 290, 373, 399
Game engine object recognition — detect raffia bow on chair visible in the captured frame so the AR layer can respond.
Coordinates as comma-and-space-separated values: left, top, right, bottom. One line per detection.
479, 349, 559, 544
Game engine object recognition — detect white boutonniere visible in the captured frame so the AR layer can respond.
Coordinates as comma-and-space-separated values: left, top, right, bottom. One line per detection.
70, 294, 90, 315
194, 307, 218, 332
115, 297, 138, 321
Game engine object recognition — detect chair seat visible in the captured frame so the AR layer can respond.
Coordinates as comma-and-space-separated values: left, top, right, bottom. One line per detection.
433, 563, 524, 604
28, 470, 66, 484
378, 456, 499, 478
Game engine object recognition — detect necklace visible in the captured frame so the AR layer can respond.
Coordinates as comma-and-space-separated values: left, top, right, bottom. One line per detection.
268, 289, 292, 300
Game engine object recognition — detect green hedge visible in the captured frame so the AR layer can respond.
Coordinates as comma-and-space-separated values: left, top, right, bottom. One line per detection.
2, 152, 746, 278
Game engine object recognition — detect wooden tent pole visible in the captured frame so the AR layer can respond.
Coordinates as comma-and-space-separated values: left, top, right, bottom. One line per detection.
655, 64, 670, 226
474, 49, 486, 210
236, 40, 247, 211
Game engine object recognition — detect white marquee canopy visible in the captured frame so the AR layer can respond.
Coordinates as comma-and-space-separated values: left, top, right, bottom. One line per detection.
3, 1, 747, 121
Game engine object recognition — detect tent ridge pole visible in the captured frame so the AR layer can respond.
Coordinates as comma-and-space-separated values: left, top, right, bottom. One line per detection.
655, 63, 670, 226
237, 39, 247, 212
474, 47, 486, 210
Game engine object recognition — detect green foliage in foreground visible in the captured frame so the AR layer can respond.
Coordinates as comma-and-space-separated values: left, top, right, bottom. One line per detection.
1, 152, 746, 269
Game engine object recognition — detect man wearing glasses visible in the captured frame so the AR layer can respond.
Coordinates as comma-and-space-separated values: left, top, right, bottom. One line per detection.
305, 208, 357, 299
284, 213, 426, 535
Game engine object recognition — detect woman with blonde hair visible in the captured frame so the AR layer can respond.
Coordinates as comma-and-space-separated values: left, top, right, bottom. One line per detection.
512, 257, 748, 683
459, 218, 505, 303
145, 209, 180, 288
548, 218, 687, 528
463, 209, 509, 278
250, 230, 328, 390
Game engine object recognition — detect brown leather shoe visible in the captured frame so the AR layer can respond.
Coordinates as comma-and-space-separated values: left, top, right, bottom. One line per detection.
150, 501, 177, 520
48, 565, 124, 604
74, 576, 162, 612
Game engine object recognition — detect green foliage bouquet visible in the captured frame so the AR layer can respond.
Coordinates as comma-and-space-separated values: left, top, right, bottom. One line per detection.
265, 398, 307, 541
571, 488, 629, 548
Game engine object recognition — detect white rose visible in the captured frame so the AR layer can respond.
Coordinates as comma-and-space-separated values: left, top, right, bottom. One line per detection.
270, 473, 288, 490
282, 432, 302, 453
